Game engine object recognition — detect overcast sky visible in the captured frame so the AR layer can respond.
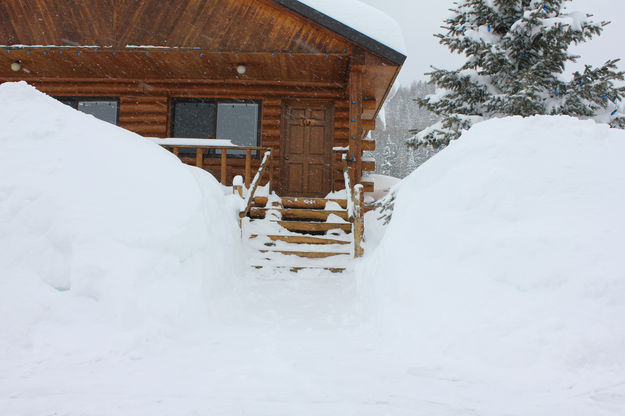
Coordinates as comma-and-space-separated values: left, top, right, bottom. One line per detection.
360, 0, 625, 85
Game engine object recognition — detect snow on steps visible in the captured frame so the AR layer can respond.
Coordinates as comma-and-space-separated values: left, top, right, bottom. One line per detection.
243, 196, 354, 273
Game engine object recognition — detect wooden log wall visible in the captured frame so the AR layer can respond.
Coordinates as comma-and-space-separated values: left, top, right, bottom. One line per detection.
28, 80, 375, 192
119, 95, 169, 137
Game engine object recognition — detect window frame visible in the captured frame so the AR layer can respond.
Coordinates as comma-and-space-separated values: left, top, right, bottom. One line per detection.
54, 96, 120, 125
170, 97, 262, 158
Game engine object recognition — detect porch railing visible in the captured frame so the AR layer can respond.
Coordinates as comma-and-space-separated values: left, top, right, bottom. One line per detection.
151, 138, 271, 188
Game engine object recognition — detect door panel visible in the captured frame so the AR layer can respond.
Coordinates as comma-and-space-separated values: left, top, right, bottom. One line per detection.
280, 102, 334, 197
288, 164, 304, 194
308, 163, 326, 195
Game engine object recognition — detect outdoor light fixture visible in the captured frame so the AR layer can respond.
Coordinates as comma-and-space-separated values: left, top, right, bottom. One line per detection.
236, 63, 246, 75
10, 61, 21, 72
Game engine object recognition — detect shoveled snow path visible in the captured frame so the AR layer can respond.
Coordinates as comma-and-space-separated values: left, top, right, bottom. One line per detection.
3, 268, 616, 416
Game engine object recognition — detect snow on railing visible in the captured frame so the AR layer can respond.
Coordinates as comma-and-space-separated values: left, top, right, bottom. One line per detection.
342, 153, 355, 221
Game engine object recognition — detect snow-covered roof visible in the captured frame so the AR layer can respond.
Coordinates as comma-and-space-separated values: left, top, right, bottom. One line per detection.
275, 0, 407, 65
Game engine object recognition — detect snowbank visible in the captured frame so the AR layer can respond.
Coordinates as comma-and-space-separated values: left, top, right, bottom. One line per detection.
364, 173, 400, 201
0, 82, 242, 354
300, 0, 406, 54
361, 116, 625, 414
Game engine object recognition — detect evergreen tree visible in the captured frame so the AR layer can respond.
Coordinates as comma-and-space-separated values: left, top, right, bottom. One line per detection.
409, 0, 625, 148
368, 82, 439, 178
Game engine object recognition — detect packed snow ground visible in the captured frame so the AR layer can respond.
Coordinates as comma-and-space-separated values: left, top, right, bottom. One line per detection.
1, 83, 624, 415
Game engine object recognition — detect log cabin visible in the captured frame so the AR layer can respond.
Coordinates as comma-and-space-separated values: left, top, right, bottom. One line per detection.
0, 0, 406, 266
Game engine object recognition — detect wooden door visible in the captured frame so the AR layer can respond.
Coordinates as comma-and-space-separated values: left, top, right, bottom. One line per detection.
280, 102, 334, 197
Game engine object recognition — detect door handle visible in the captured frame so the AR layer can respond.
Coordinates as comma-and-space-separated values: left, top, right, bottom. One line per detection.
284, 155, 289, 160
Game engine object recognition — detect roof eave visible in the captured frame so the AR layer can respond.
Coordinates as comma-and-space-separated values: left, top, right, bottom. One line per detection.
272, 0, 407, 66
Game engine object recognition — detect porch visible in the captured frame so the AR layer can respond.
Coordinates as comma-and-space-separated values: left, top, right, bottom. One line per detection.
153, 137, 366, 268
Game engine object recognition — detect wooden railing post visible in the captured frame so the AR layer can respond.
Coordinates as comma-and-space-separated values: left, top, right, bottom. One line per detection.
353, 184, 365, 258
220, 148, 227, 185
245, 149, 252, 188
195, 148, 203, 168
233, 175, 244, 198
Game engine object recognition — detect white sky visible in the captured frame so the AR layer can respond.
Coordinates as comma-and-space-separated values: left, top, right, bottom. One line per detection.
359, 0, 625, 85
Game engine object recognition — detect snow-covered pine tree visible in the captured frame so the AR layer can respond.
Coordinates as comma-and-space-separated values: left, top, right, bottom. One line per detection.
409, 0, 625, 148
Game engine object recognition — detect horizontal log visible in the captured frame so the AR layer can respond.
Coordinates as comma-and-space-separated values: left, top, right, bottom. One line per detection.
261, 119, 281, 128
362, 98, 377, 111
362, 139, 376, 151
119, 103, 168, 113
29, 77, 344, 89
36, 84, 344, 99
362, 119, 376, 131
120, 123, 167, 134
118, 114, 167, 123
263, 98, 282, 106
362, 160, 375, 171
120, 95, 167, 104
361, 181, 374, 193
262, 128, 281, 137
262, 107, 282, 117
335, 128, 349, 138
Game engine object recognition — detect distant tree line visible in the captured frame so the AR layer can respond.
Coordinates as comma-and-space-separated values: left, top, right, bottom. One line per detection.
367, 81, 439, 179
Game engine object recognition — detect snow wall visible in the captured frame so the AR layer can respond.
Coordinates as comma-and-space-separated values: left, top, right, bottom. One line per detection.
360, 115, 625, 407
0, 82, 243, 352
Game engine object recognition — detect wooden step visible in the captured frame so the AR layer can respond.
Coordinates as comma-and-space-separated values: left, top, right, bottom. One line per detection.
276, 221, 352, 233
259, 250, 350, 258
265, 235, 351, 245
280, 197, 347, 210
252, 265, 346, 273
252, 196, 269, 207
249, 208, 349, 221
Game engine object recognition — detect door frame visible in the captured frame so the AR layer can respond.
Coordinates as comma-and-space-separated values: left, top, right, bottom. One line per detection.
279, 99, 335, 197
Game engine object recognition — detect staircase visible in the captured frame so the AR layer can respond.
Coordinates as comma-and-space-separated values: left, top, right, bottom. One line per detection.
242, 196, 357, 273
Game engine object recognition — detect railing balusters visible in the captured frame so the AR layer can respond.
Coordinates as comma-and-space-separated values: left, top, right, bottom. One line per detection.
155, 140, 270, 193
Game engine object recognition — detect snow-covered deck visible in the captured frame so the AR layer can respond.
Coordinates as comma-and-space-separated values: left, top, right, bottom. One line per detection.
148, 138, 238, 148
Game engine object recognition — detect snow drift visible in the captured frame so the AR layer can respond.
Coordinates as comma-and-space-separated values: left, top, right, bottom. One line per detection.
0, 82, 242, 351
362, 116, 625, 414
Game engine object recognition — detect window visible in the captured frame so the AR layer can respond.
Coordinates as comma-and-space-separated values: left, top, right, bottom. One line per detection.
171, 99, 260, 157
55, 97, 119, 125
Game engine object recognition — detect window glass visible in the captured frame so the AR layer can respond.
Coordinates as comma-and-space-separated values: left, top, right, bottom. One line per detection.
217, 102, 259, 147
77, 101, 118, 125
172, 102, 217, 139
58, 99, 77, 109
171, 100, 260, 158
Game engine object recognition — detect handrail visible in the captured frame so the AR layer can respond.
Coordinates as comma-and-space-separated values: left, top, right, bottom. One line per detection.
240, 151, 272, 219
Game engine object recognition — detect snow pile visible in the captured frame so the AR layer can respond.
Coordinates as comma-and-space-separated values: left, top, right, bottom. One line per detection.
299, 0, 406, 54
361, 116, 625, 413
0, 82, 242, 354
